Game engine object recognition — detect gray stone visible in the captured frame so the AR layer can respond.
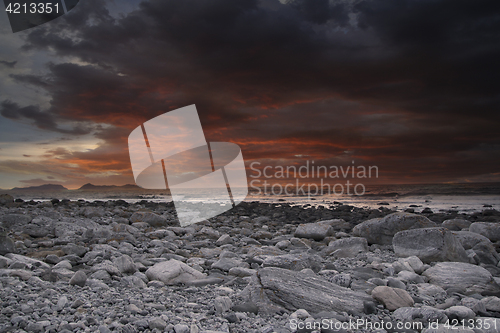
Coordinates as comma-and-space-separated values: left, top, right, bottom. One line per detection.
113, 255, 137, 274
262, 253, 322, 272
129, 211, 167, 227
0, 214, 32, 229
91, 260, 120, 275
5, 253, 51, 269
324, 237, 368, 257
228, 267, 256, 277
174, 324, 190, 333
469, 222, 500, 242
353, 212, 437, 245
0, 193, 13, 204
387, 277, 406, 290
211, 257, 243, 272
149, 318, 167, 331
216, 234, 233, 246
371, 286, 414, 310
422, 262, 500, 295
444, 306, 475, 320
451, 231, 492, 250
332, 273, 351, 288
121, 275, 146, 288
294, 221, 334, 241
416, 283, 447, 299
244, 267, 372, 315
69, 271, 87, 287
214, 296, 233, 314
393, 306, 448, 324
145, 259, 206, 285
393, 227, 468, 263
0, 236, 15, 255
442, 219, 471, 231
481, 296, 500, 312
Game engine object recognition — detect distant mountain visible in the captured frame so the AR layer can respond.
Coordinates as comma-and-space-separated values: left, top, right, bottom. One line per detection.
11, 184, 68, 191
78, 183, 141, 191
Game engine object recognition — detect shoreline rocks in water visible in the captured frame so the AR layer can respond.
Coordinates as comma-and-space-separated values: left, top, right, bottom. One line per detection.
0, 197, 499, 332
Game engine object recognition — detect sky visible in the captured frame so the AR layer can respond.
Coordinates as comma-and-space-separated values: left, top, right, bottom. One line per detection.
0, 0, 499, 189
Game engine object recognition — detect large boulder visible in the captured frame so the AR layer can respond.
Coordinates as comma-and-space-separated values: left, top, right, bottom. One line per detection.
262, 253, 322, 272
353, 212, 437, 245
294, 221, 334, 241
129, 211, 167, 227
469, 222, 500, 242
0, 214, 32, 229
145, 259, 206, 285
324, 237, 368, 257
422, 262, 500, 295
242, 267, 372, 315
393, 227, 468, 263
441, 219, 471, 231
0, 194, 14, 205
451, 231, 492, 250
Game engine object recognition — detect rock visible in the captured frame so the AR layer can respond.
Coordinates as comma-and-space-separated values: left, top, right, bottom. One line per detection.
441, 219, 471, 231
214, 296, 232, 314
228, 267, 256, 277
0, 214, 32, 229
0, 236, 16, 255
393, 227, 468, 263
417, 283, 447, 299
371, 286, 414, 310
113, 255, 137, 274
332, 273, 352, 288
387, 277, 406, 290
422, 262, 500, 295
294, 222, 334, 241
174, 324, 190, 333
129, 211, 167, 227
211, 257, 244, 272
444, 306, 475, 320
0, 193, 14, 204
145, 259, 206, 285
91, 260, 120, 276
469, 222, 500, 242
460, 297, 487, 314
232, 302, 259, 314
482, 296, 500, 312
324, 237, 368, 257
393, 306, 448, 324
262, 253, 322, 272
5, 253, 50, 269
121, 275, 147, 288
353, 212, 437, 245
149, 318, 167, 331
245, 267, 372, 315
69, 271, 87, 287
216, 234, 233, 246
451, 231, 493, 250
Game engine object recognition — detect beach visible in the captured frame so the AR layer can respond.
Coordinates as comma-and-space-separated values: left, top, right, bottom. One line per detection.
1, 193, 500, 332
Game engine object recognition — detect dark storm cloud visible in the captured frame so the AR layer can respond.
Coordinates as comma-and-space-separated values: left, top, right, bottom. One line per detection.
0, 60, 17, 68
4, 0, 499, 183
0, 100, 92, 135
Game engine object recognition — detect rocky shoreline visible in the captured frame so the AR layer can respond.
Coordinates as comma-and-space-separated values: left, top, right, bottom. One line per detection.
1, 194, 500, 333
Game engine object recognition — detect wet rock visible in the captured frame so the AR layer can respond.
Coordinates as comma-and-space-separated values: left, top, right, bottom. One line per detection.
393, 227, 468, 263
0, 194, 14, 204
353, 212, 437, 245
